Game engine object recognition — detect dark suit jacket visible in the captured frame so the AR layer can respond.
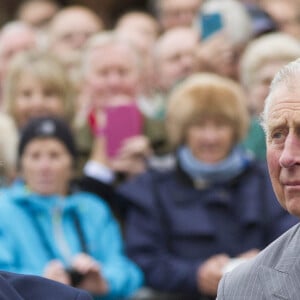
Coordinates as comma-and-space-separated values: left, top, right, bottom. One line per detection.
0, 271, 92, 300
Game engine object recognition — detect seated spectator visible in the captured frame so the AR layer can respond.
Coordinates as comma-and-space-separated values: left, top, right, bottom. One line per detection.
47, 5, 104, 81
115, 11, 159, 97
239, 32, 300, 160
76, 32, 152, 180
0, 21, 38, 106
115, 11, 159, 50
0, 116, 143, 299
119, 73, 298, 299
2, 49, 102, 176
152, 0, 202, 32
16, 0, 60, 32
3, 50, 74, 130
152, 27, 198, 98
197, 0, 253, 80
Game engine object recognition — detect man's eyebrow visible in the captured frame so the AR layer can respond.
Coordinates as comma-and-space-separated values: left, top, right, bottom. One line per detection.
268, 119, 285, 129
268, 117, 300, 130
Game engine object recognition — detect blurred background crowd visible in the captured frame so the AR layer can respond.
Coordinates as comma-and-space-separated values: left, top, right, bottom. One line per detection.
0, 0, 299, 299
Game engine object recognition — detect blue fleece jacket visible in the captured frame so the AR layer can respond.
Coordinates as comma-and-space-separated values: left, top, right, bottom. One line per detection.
0, 182, 143, 299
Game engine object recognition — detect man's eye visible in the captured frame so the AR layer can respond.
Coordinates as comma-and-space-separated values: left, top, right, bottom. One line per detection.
272, 132, 283, 139
270, 130, 286, 143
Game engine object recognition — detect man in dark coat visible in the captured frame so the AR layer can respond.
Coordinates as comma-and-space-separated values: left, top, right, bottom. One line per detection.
0, 271, 92, 300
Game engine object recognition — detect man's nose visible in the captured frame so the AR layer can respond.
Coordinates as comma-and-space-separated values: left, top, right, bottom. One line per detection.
279, 132, 300, 168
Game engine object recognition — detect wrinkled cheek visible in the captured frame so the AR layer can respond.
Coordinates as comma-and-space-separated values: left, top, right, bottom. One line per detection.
268, 170, 283, 203
267, 151, 284, 206
266, 149, 279, 176
282, 189, 300, 217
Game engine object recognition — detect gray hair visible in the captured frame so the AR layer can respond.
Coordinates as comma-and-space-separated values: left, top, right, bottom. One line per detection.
153, 26, 198, 60
0, 21, 38, 52
261, 58, 300, 132
240, 33, 300, 89
80, 30, 142, 78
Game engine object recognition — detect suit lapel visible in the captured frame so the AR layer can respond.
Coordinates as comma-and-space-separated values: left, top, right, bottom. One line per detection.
258, 229, 300, 300
259, 266, 292, 299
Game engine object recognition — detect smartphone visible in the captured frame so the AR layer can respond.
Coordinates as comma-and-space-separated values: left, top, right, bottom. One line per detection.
200, 12, 223, 40
103, 104, 143, 158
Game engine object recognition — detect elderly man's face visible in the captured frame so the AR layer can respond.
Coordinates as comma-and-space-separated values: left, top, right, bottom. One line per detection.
84, 43, 140, 106
155, 29, 198, 92
0, 28, 36, 80
266, 82, 300, 217
159, 0, 202, 31
49, 9, 102, 67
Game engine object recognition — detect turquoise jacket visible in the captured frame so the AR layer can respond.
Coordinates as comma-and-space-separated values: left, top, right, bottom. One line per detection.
0, 182, 143, 299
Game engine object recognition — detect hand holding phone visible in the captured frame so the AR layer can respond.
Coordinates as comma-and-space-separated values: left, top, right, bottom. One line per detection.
88, 103, 143, 158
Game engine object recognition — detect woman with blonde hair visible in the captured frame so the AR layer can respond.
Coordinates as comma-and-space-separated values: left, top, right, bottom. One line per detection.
1, 49, 90, 174
119, 73, 298, 299
3, 49, 75, 130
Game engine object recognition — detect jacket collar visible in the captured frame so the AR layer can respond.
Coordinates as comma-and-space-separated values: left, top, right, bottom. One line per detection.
174, 162, 255, 208
258, 263, 300, 300
258, 224, 300, 300
5, 181, 78, 213
175, 160, 252, 190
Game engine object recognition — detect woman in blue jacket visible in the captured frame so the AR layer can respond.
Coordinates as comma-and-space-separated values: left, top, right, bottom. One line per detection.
0, 116, 143, 300
119, 73, 298, 299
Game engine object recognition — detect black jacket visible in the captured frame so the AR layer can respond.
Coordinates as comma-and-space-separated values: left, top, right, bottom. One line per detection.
0, 271, 92, 300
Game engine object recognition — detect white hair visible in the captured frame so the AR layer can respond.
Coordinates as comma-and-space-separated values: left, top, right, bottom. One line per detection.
261, 58, 300, 132
80, 30, 142, 77
0, 21, 39, 52
240, 33, 300, 89
153, 26, 198, 60
0, 20, 33, 34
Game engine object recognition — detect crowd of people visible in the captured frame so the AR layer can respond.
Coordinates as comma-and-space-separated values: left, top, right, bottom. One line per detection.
0, 0, 300, 299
